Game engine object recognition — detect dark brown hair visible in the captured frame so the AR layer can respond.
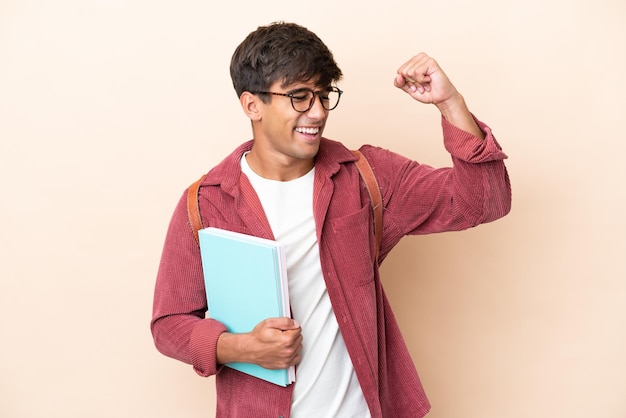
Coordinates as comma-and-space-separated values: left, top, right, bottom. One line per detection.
230, 22, 343, 98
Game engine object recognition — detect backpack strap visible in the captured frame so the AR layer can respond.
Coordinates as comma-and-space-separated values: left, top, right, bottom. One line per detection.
186, 150, 383, 259
351, 149, 383, 261
187, 174, 206, 245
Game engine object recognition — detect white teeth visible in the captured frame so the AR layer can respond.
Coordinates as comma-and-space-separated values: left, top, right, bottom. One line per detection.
296, 127, 319, 135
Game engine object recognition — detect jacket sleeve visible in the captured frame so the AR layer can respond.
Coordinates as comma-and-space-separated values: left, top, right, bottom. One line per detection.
150, 191, 227, 377
368, 114, 511, 242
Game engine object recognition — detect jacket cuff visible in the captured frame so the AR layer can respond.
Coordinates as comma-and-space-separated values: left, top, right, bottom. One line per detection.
190, 318, 228, 377
442, 114, 508, 163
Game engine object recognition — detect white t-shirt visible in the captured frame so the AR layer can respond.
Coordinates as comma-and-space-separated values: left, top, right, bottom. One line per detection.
241, 155, 371, 417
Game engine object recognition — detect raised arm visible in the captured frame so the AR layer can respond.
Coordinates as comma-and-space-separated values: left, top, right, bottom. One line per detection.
394, 52, 484, 139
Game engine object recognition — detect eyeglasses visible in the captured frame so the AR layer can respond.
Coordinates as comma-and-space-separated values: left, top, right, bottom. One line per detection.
251, 86, 343, 113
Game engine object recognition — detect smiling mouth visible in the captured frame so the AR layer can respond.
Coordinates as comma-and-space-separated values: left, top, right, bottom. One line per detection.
295, 127, 320, 135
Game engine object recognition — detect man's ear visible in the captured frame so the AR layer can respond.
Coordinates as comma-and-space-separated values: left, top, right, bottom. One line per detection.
239, 92, 262, 121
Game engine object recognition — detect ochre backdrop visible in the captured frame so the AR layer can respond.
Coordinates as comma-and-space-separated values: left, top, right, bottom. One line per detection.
1, 1, 624, 417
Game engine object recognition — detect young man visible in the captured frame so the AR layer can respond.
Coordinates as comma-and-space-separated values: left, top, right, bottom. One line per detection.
152, 21, 511, 418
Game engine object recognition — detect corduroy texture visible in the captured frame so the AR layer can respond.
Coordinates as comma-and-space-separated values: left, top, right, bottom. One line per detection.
151, 115, 511, 417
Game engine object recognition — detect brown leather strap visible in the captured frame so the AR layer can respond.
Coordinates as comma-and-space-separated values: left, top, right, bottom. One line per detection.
351, 149, 383, 261
187, 174, 206, 245
186, 151, 383, 259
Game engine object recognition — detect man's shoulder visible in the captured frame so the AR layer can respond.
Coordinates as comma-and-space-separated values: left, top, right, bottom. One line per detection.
199, 140, 253, 186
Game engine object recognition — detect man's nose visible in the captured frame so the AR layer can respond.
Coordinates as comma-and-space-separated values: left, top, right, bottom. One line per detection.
306, 94, 327, 117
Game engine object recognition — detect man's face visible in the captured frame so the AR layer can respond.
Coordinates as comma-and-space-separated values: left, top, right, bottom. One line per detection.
253, 79, 330, 163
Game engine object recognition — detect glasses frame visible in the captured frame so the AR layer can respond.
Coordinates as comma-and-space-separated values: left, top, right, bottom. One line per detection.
251, 86, 343, 113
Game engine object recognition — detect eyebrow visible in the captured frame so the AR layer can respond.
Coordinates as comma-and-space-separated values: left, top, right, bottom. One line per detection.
287, 86, 332, 93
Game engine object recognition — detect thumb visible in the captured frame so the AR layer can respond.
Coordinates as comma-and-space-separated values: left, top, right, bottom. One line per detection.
265, 317, 300, 331
394, 73, 406, 88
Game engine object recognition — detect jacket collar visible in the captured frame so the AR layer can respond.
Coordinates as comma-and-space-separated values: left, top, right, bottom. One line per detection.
202, 137, 358, 195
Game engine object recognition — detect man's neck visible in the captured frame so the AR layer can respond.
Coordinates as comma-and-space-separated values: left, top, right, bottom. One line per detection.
244, 150, 314, 181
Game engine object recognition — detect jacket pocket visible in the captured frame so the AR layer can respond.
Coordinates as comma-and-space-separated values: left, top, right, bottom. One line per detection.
328, 204, 376, 286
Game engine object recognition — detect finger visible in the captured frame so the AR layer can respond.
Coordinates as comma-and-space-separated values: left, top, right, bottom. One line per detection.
397, 70, 431, 94
395, 73, 424, 94
396, 77, 428, 95
289, 344, 303, 366
397, 53, 429, 77
402, 68, 432, 87
278, 329, 303, 348
263, 317, 300, 331
393, 73, 406, 88
287, 338, 303, 366
274, 335, 303, 367
400, 56, 439, 85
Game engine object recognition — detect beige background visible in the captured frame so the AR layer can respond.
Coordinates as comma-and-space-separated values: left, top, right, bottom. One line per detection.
1, 0, 625, 417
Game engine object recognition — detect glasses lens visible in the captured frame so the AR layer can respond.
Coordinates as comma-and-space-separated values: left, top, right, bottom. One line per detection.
290, 88, 341, 112
321, 88, 341, 111
291, 90, 315, 112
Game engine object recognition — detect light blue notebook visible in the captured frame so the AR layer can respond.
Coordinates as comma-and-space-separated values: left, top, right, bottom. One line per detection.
198, 227, 294, 386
